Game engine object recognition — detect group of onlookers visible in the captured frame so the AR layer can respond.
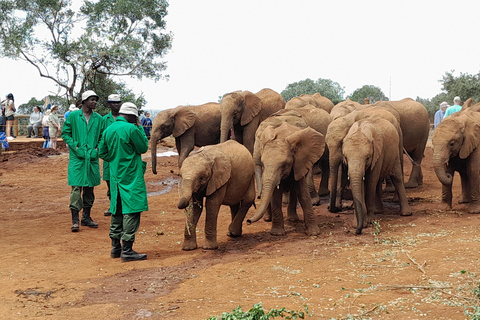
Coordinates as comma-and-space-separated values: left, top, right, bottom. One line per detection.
433, 96, 463, 129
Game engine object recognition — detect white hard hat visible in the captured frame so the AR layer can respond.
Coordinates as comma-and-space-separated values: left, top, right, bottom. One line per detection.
119, 102, 138, 117
81, 90, 99, 102
107, 94, 122, 102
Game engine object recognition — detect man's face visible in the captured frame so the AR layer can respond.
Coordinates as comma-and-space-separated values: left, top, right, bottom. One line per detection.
84, 97, 98, 110
441, 106, 447, 112
108, 101, 121, 114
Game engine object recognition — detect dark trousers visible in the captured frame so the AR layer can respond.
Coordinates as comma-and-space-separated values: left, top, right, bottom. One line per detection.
69, 186, 95, 211
109, 190, 141, 242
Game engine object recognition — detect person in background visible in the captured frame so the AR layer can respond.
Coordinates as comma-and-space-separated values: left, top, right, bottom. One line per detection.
2, 93, 16, 140
26, 106, 43, 138
99, 102, 149, 262
42, 109, 51, 148
434, 101, 448, 129
48, 105, 61, 149
141, 111, 152, 139
64, 104, 79, 120
444, 96, 463, 118
102, 93, 122, 217
61, 90, 104, 232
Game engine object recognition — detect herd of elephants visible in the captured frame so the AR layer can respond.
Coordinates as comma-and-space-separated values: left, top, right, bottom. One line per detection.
149, 88, 480, 250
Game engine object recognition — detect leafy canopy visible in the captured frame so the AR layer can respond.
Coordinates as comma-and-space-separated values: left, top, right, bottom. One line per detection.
281, 78, 345, 104
0, 0, 172, 104
348, 85, 388, 104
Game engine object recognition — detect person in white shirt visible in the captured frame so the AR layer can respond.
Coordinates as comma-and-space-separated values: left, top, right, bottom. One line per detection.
26, 106, 43, 138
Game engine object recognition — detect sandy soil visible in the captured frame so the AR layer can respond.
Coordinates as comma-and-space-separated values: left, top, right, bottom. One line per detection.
1, 135, 480, 320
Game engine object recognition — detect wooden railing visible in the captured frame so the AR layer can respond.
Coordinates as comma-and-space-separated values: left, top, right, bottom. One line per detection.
9, 114, 65, 136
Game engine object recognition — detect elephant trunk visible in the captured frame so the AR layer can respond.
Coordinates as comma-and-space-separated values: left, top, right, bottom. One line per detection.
247, 175, 278, 224
151, 133, 159, 174
253, 148, 263, 199
220, 117, 233, 143
349, 171, 367, 235
433, 149, 452, 186
178, 179, 194, 209
328, 155, 342, 212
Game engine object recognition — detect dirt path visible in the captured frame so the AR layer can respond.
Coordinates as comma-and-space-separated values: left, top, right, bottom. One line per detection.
1, 137, 479, 319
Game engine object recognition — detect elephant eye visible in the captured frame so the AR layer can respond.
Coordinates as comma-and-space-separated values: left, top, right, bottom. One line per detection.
449, 140, 455, 146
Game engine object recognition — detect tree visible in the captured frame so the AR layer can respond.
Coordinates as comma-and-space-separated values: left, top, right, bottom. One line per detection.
348, 85, 388, 104
0, 0, 172, 104
17, 96, 67, 115
440, 70, 480, 103
281, 78, 345, 104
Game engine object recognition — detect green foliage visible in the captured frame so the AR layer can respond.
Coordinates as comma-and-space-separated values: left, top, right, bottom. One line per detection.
0, 0, 172, 103
207, 302, 310, 320
348, 85, 388, 104
281, 78, 345, 104
17, 96, 68, 115
441, 71, 480, 103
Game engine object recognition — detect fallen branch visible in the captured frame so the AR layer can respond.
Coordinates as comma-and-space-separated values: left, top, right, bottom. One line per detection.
406, 253, 426, 274
377, 284, 452, 290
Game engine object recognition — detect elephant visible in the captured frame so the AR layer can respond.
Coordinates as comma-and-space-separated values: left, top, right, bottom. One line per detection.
342, 116, 412, 234
150, 102, 221, 171
177, 140, 255, 250
285, 93, 334, 113
330, 98, 366, 120
326, 108, 403, 213
220, 88, 285, 153
247, 122, 325, 236
252, 107, 329, 209
371, 99, 430, 188
432, 109, 480, 213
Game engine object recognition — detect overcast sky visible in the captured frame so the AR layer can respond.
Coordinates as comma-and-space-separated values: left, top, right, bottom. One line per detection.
1, 0, 480, 110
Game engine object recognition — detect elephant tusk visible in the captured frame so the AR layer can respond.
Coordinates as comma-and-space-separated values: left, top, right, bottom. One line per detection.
277, 185, 280, 190
363, 176, 365, 181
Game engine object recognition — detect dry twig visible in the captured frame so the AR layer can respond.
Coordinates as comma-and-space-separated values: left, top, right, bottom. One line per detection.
406, 253, 426, 274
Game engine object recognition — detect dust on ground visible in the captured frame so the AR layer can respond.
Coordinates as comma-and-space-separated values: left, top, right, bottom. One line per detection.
1, 136, 479, 320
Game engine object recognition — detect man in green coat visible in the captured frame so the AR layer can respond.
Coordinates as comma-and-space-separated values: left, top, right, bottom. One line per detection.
101, 93, 122, 217
99, 102, 149, 262
62, 90, 104, 232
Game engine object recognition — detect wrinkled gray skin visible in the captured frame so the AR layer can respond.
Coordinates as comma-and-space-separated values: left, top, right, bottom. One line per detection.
432, 110, 480, 213
248, 122, 325, 236
178, 140, 255, 250
220, 88, 285, 154
342, 117, 411, 234
150, 103, 221, 171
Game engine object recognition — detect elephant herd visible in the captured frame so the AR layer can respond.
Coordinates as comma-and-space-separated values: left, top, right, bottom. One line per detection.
150, 88, 479, 250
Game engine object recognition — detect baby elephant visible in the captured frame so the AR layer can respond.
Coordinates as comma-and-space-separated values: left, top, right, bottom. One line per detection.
178, 140, 255, 250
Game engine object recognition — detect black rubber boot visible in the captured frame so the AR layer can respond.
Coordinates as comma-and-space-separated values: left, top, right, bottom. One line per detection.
81, 207, 98, 228
121, 241, 147, 262
71, 209, 80, 232
104, 210, 112, 216
110, 238, 122, 258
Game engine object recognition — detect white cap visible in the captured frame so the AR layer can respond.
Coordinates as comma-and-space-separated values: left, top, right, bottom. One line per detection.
69, 104, 77, 111
119, 102, 138, 117
107, 94, 121, 102
454, 96, 461, 103
81, 90, 99, 102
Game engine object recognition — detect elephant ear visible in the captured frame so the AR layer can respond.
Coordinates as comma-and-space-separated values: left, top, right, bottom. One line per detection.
240, 91, 262, 126
286, 127, 325, 181
172, 107, 196, 137
460, 116, 480, 159
206, 151, 232, 196
366, 122, 383, 170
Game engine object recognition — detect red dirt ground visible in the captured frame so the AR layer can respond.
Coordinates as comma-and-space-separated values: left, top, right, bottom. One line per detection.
1, 134, 480, 320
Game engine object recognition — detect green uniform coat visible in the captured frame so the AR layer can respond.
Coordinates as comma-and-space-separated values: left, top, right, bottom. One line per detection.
102, 113, 116, 181
62, 109, 104, 187
99, 116, 149, 215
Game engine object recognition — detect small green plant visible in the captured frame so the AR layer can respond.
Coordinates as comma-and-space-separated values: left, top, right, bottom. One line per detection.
206, 302, 311, 320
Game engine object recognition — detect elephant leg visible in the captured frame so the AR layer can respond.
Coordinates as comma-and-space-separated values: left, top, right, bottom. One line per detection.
287, 187, 299, 222
297, 178, 320, 236
458, 171, 471, 204
390, 163, 412, 216
264, 203, 273, 222
364, 175, 377, 227
270, 185, 286, 236
318, 157, 330, 196
203, 190, 226, 250
441, 167, 454, 210
405, 162, 423, 188
182, 197, 203, 251
177, 131, 195, 168
229, 183, 255, 236
307, 170, 320, 206
372, 180, 384, 215
467, 156, 480, 214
